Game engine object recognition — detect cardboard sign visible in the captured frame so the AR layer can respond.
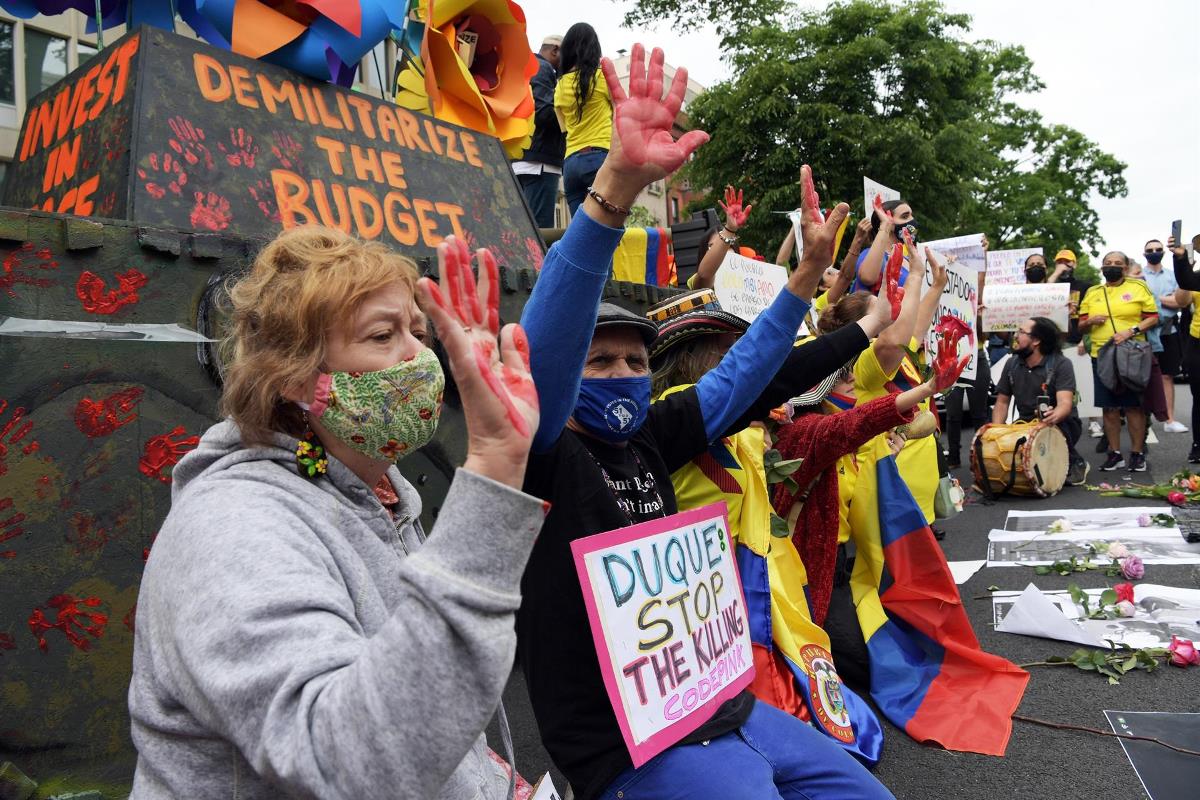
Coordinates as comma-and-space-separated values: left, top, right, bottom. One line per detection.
981, 283, 1070, 332
571, 502, 755, 767
921, 251, 979, 381
862, 176, 900, 220
3, 27, 543, 268
986, 247, 1042, 286
714, 250, 789, 322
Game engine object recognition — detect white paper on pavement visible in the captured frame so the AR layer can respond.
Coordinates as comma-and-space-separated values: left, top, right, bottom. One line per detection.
947, 560, 986, 585
862, 176, 900, 219
986, 528, 1200, 567
985, 247, 1042, 286
994, 584, 1200, 650
994, 583, 1105, 647
981, 283, 1070, 333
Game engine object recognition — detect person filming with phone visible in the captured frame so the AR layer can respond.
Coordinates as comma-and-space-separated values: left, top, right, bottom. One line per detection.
992, 317, 1088, 485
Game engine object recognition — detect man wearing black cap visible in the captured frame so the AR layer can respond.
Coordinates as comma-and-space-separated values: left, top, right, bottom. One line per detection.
518, 80, 893, 798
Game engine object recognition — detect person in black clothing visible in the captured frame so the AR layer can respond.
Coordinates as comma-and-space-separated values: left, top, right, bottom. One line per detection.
1169, 234, 1200, 462
1052, 248, 1095, 346
992, 317, 1088, 485
515, 46, 892, 800
512, 35, 565, 228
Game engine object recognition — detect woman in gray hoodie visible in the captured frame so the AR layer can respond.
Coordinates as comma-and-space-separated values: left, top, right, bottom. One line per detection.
127, 224, 546, 799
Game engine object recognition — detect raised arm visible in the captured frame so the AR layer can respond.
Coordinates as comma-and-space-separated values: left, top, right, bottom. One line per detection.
691, 185, 752, 289
873, 233, 928, 376
690, 165, 851, 440
1171, 235, 1200, 291
775, 222, 796, 267
825, 217, 871, 305
854, 196, 895, 291
521, 44, 709, 452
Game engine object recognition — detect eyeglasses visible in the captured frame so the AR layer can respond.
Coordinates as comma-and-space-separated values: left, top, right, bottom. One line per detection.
1016, 329, 1033, 337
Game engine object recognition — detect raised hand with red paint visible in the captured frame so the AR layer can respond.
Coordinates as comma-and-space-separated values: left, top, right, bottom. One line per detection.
719, 185, 752, 231
786, 164, 849, 301
418, 236, 538, 489
884, 243, 905, 319
930, 314, 974, 393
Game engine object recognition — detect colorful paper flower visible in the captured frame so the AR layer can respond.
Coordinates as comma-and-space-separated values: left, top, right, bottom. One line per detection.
188, 0, 405, 86
0, 1, 175, 30
395, 0, 538, 157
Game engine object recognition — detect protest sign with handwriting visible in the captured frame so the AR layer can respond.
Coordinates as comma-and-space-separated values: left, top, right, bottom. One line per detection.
862, 176, 900, 220
571, 502, 755, 767
986, 247, 1042, 286
715, 251, 789, 322
982, 283, 1070, 332
922, 235, 983, 381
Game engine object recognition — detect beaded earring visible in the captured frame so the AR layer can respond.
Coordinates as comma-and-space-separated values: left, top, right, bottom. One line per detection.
295, 420, 328, 479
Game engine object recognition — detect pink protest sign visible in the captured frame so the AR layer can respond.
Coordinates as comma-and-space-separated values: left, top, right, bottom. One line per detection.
570, 502, 755, 767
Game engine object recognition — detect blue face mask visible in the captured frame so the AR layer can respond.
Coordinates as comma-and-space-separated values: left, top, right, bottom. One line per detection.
573, 376, 651, 442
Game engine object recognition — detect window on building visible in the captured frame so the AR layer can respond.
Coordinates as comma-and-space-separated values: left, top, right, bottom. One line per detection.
25, 29, 68, 103
670, 197, 680, 223
77, 41, 99, 68
0, 22, 14, 105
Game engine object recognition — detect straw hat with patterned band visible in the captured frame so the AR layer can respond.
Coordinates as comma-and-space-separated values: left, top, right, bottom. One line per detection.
645, 288, 720, 323
649, 304, 750, 365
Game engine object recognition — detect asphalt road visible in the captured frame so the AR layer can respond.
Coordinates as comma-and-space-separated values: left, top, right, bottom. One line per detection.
490, 389, 1200, 800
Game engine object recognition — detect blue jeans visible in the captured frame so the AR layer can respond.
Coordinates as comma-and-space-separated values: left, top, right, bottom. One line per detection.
598, 701, 894, 800
563, 148, 607, 217
518, 171, 560, 228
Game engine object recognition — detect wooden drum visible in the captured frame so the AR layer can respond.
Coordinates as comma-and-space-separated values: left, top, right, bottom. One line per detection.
970, 421, 1069, 497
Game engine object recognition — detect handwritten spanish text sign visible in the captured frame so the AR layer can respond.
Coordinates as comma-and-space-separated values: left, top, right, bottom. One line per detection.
571, 502, 755, 767
862, 176, 900, 220
922, 235, 982, 381
982, 283, 1070, 333
715, 251, 788, 323
986, 247, 1042, 286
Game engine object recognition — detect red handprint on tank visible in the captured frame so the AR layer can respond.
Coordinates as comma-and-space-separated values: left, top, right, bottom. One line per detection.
270, 132, 302, 169
74, 387, 144, 438
525, 237, 544, 270
190, 191, 232, 231
28, 593, 108, 652
139, 426, 200, 484
219, 127, 258, 168
167, 115, 214, 170
136, 151, 187, 199
0, 497, 26, 546
76, 268, 148, 314
1, 241, 58, 299
0, 400, 38, 479
248, 179, 281, 223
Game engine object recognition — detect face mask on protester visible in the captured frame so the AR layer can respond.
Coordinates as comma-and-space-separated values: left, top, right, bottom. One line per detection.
573, 375, 651, 443
1102, 266, 1125, 284
1145, 251, 1164, 265
300, 347, 445, 461
1024, 265, 1047, 283
1055, 266, 1073, 281
894, 219, 919, 243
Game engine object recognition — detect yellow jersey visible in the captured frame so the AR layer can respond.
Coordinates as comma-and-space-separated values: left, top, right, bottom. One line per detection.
554, 69, 612, 157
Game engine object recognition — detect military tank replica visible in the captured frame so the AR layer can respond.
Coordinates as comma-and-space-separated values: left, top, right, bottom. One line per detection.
0, 26, 709, 798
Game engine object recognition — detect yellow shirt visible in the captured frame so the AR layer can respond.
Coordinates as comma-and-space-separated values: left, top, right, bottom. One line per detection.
834, 451, 857, 544
852, 340, 938, 524
1079, 279, 1158, 357
554, 69, 612, 157
1190, 297, 1200, 339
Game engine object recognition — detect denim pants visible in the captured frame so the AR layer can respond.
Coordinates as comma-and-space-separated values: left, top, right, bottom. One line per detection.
563, 148, 607, 217
598, 700, 894, 800
518, 171, 560, 228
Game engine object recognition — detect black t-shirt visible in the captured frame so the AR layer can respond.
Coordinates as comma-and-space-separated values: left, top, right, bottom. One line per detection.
518, 324, 870, 800
997, 351, 1077, 421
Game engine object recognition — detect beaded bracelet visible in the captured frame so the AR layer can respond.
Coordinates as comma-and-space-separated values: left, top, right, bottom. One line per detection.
585, 186, 630, 216
718, 231, 739, 247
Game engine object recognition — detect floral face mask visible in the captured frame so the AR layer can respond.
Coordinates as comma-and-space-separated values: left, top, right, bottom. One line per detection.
301, 347, 445, 462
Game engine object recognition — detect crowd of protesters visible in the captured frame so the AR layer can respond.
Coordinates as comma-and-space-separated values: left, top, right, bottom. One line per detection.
122, 31, 1194, 800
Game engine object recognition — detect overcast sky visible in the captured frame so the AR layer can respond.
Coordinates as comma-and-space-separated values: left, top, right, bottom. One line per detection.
523, 0, 1200, 259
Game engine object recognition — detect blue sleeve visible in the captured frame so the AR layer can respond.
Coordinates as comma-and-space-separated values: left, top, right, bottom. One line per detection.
521, 213, 625, 453
693, 289, 811, 441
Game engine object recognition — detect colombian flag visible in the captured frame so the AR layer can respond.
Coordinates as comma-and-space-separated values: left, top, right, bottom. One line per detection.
848, 441, 1028, 755
611, 227, 675, 286
659, 400, 884, 766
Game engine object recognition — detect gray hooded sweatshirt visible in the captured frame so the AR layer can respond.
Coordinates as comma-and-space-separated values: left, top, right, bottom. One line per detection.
128, 419, 545, 799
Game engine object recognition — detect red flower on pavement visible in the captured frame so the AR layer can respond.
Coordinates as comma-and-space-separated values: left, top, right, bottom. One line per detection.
1167, 635, 1200, 667
1113, 582, 1135, 604
1167, 490, 1188, 506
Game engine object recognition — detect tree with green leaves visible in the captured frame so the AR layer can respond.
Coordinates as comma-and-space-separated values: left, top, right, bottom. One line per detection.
626, 0, 1127, 260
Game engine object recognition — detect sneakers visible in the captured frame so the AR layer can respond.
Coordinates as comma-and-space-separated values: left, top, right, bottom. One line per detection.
1088, 420, 1103, 438
1190, 443, 1200, 464
1164, 421, 1190, 433
1066, 458, 1090, 486
1100, 451, 1126, 471
1129, 452, 1147, 472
